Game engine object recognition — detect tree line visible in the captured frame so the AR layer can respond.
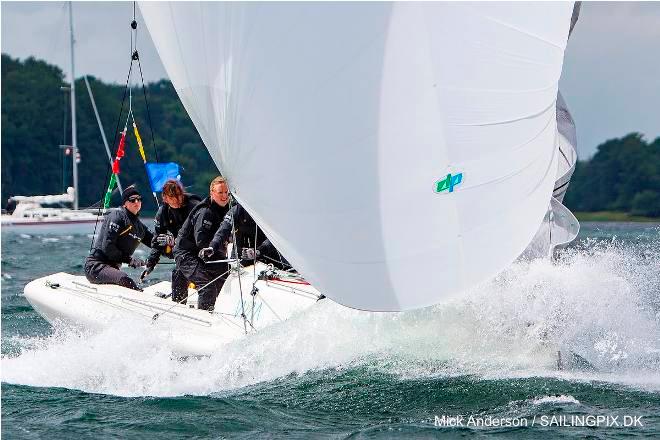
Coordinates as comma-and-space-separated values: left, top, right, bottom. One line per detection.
1, 54, 218, 213
2, 54, 659, 217
564, 133, 660, 217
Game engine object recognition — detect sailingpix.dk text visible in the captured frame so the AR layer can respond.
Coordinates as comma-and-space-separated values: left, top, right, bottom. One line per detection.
434, 414, 644, 428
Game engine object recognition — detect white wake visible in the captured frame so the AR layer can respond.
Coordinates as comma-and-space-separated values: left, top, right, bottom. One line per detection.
3, 239, 659, 397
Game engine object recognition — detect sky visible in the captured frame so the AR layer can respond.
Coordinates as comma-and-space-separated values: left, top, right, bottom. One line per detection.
2, 1, 659, 159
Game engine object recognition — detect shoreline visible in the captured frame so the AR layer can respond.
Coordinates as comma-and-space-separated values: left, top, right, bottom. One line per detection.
574, 211, 660, 223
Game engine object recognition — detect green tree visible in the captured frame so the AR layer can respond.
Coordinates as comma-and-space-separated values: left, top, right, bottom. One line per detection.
564, 133, 660, 216
2, 54, 218, 212
631, 190, 660, 217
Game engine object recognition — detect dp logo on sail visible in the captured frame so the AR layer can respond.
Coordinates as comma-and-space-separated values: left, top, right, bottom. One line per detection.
435, 173, 463, 194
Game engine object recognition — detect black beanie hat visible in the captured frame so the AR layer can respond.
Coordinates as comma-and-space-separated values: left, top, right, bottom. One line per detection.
122, 186, 141, 204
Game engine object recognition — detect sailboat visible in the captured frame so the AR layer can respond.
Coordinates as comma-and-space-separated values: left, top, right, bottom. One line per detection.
2, 3, 119, 235
24, 2, 581, 356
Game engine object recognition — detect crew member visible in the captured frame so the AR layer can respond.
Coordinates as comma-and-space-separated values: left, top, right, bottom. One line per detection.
141, 179, 201, 301
84, 186, 153, 290
200, 202, 289, 270
172, 176, 231, 310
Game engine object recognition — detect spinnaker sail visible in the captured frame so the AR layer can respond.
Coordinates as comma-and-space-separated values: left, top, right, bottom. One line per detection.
141, 2, 578, 311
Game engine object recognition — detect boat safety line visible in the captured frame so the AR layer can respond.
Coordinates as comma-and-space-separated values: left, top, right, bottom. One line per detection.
71, 280, 98, 292
120, 296, 212, 326
267, 278, 310, 285
213, 311, 240, 318
48, 283, 143, 315
65, 287, 119, 299
58, 282, 124, 299
263, 281, 319, 299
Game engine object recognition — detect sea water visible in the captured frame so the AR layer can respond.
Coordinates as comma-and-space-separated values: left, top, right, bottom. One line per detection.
2, 223, 659, 438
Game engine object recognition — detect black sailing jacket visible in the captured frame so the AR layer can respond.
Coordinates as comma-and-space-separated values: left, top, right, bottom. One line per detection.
146, 193, 202, 266
89, 207, 153, 265
173, 196, 230, 259
209, 203, 285, 266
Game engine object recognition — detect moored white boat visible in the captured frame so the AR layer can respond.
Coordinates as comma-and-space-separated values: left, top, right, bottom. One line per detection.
1, 188, 104, 235
23, 262, 324, 356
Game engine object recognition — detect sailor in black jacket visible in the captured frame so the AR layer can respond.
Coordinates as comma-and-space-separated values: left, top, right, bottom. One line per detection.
172, 176, 231, 310
141, 179, 201, 301
201, 203, 290, 270
84, 186, 154, 290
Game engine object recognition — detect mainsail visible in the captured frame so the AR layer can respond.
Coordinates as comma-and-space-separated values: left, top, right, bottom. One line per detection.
141, 2, 577, 311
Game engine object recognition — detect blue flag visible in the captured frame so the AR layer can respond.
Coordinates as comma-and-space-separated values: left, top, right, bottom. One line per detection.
145, 162, 181, 192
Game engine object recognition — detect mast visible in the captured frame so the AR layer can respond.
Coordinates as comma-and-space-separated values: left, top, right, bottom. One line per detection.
68, 1, 79, 210
84, 76, 123, 194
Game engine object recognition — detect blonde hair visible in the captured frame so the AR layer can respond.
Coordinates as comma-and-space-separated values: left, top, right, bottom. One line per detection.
209, 176, 228, 193
162, 179, 184, 199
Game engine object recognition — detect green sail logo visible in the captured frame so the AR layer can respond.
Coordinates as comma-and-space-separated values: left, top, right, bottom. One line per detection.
435, 173, 463, 193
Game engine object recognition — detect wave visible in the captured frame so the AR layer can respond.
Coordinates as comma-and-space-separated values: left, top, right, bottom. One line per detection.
2, 239, 659, 397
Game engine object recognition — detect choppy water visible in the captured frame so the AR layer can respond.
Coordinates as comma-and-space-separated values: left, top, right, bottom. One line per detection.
2, 222, 659, 438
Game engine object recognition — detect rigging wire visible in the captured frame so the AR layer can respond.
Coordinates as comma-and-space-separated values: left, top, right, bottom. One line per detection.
229, 198, 249, 334
89, 2, 162, 250
61, 84, 69, 194
88, 50, 134, 253
130, 0, 160, 162
136, 56, 159, 163
251, 223, 258, 324
46, 3, 68, 71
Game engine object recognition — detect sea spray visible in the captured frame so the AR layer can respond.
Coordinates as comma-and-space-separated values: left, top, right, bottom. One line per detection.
3, 237, 659, 397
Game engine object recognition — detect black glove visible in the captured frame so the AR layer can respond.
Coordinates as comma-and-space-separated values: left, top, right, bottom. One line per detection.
128, 256, 145, 268
156, 233, 175, 248
140, 264, 154, 281
241, 248, 260, 260
198, 247, 214, 260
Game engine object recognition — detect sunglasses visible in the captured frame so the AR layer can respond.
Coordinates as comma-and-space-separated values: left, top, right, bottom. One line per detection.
128, 196, 142, 203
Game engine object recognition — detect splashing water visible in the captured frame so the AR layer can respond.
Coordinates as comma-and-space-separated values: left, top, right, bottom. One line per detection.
2, 235, 659, 398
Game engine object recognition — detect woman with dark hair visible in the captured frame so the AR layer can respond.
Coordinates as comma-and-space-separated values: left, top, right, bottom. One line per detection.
141, 179, 201, 301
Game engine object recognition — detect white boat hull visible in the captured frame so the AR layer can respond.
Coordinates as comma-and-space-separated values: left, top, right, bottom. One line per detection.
2, 218, 100, 235
23, 263, 323, 356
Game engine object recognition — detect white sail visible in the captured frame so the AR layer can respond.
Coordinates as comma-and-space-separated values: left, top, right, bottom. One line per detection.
141, 2, 575, 311
521, 3, 581, 260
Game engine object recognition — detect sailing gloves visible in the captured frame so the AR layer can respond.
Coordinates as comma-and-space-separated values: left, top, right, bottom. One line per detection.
128, 256, 146, 268
199, 247, 214, 260
156, 233, 175, 248
241, 248, 260, 260
140, 262, 155, 281
198, 247, 259, 261
198, 246, 259, 261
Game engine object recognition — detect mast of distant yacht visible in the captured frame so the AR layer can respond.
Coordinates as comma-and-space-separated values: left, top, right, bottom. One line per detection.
68, 1, 79, 210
